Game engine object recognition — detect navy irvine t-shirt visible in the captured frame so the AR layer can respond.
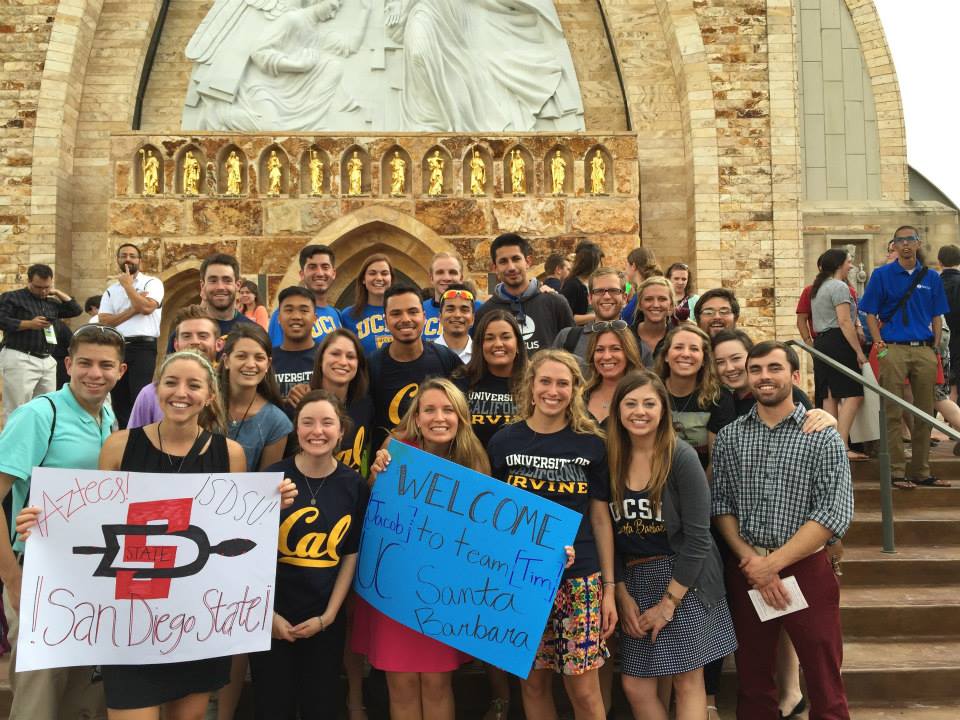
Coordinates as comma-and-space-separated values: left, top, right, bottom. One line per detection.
368, 343, 464, 450
266, 456, 368, 625
467, 373, 519, 447
487, 422, 609, 580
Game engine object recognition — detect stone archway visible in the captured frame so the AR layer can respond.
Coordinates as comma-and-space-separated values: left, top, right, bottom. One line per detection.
157, 259, 202, 346
273, 206, 461, 309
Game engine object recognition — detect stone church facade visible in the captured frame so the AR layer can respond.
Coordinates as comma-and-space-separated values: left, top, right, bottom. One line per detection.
2, 0, 957, 341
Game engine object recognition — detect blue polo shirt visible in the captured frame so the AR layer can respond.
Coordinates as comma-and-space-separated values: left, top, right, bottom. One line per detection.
340, 304, 392, 355
267, 305, 342, 347
422, 297, 483, 342
859, 262, 949, 343
0, 386, 114, 552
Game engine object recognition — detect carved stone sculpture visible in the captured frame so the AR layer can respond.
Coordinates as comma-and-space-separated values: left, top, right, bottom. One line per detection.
389, 151, 406, 196
226, 151, 242, 195
550, 150, 566, 195
183, 151, 200, 195
182, 0, 585, 133
469, 150, 486, 196
510, 149, 526, 195
140, 149, 159, 196
427, 150, 444, 196
590, 151, 606, 195
309, 150, 324, 196
347, 151, 363, 196
267, 151, 282, 196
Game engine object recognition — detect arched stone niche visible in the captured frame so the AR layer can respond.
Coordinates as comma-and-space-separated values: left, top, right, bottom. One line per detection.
462, 145, 493, 197
217, 144, 248, 195
380, 145, 412, 197
258, 144, 290, 196
340, 145, 371, 196
134, 144, 164, 195
174, 144, 205, 196
421, 146, 453, 196
503, 145, 534, 196
545, 145, 573, 196
584, 144, 613, 196
299, 145, 331, 196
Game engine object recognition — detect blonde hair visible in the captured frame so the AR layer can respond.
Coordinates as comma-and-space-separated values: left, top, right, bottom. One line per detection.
157, 350, 226, 433
583, 326, 643, 398
516, 349, 602, 437
637, 276, 675, 311
392, 378, 491, 475
654, 322, 721, 409
606, 371, 676, 510
429, 250, 465, 276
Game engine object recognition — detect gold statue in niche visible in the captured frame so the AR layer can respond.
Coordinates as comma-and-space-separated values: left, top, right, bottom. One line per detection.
509, 149, 526, 195
389, 151, 406, 195
140, 148, 159, 196
347, 151, 363, 196
427, 150, 445, 196
590, 150, 606, 195
469, 149, 486, 196
267, 151, 283, 196
182, 151, 200, 195
309, 150, 324, 196
225, 151, 242, 195
550, 150, 566, 195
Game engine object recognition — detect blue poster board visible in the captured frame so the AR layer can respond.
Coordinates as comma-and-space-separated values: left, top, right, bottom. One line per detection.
354, 440, 582, 678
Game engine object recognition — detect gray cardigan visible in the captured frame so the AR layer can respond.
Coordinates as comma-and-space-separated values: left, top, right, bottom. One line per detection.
617, 440, 726, 607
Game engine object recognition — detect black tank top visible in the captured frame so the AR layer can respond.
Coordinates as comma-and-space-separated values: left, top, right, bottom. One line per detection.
120, 426, 230, 473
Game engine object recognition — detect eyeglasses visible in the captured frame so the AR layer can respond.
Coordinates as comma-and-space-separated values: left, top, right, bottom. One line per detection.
590, 287, 624, 297
892, 236, 920, 245
74, 324, 125, 343
441, 289, 475, 303
700, 308, 733, 318
589, 319, 628, 333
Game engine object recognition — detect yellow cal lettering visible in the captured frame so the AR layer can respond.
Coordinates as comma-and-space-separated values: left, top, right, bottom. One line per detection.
336, 425, 366, 470
278, 511, 352, 568
388, 383, 419, 425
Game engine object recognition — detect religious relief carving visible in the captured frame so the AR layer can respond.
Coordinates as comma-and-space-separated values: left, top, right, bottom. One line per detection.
550, 150, 566, 196
308, 150, 324, 196
140, 148, 160, 196
389, 151, 407, 196
469, 149, 486, 197
427, 150, 445, 196
267, 151, 283, 196
346, 151, 364, 196
183, 151, 201, 195
509, 149, 527, 196
181, 0, 585, 133
590, 150, 606, 195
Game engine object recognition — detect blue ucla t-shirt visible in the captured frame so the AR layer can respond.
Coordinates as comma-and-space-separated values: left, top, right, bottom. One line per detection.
268, 305, 342, 347
422, 298, 483, 342
340, 304, 392, 355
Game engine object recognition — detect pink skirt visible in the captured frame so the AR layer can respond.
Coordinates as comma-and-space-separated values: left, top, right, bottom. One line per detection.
351, 597, 471, 673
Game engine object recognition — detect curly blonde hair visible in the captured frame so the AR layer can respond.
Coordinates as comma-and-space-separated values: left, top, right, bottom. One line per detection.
515, 349, 602, 437
654, 322, 721, 409
157, 350, 226, 433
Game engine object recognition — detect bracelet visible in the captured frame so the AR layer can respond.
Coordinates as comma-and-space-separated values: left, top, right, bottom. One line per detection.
602, 581, 615, 586
663, 590, 681, 608
318, 616, 325, 631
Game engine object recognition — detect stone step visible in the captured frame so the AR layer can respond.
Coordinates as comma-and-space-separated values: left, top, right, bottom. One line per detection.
840, 640, 960, 703
838, 545, 960, 585
854, 484, 960, 511
842, 704, 960, 720
840, 585, 960, 637
851, 457, 960, 483
844, 508, 960, 546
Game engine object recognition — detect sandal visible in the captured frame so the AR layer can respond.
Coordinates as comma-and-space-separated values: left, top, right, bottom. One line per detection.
891, 477, 916, 489
846, 450, 869, 461
913, 476, 952, 487
707, 706, 720, 720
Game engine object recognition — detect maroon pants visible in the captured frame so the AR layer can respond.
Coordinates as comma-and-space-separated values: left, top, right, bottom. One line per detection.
726, 550, 849, 720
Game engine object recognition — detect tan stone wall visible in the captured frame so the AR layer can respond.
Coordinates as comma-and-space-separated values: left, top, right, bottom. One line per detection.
0, 1, 59, 286
138, 1, 630, 134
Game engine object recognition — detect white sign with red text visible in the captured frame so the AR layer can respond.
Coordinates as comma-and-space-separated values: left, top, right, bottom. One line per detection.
16, 468, 281, 671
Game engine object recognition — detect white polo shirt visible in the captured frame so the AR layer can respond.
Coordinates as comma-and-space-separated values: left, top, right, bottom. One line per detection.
99, 273, 164, 338
434, 334, 472, 364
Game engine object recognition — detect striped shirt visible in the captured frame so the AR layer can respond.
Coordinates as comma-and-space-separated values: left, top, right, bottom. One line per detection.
711, 403, 853, 547
0, 288, 82, 355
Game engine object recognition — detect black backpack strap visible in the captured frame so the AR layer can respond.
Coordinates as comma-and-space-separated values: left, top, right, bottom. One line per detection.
881, 266, 929, 326
39, 396, 57, 466
563, 327, 582, 354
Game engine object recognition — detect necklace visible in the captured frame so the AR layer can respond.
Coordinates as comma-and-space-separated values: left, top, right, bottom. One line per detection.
157, 422, 202, 472
229, 393, 257, 440
298, 454, 336, 505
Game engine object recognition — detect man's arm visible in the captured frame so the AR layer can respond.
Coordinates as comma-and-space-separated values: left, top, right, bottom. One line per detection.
933, 314, 943, 351
49, 289, 83, 319
866, 313, 883, 349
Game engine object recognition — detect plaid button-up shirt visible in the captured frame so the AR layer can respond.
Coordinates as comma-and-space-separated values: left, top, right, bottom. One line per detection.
711, 403, 853, 548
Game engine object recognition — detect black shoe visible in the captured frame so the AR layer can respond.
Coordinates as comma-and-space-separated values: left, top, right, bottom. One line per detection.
780, 696, 806, 718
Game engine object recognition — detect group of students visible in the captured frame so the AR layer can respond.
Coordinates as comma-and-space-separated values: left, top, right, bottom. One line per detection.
0, 232, 857, 720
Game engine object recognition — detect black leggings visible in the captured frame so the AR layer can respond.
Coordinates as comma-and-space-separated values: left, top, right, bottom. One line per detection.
248, 617, 346, 720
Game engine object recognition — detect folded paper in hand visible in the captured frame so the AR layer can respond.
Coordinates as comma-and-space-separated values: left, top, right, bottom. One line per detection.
748, 575, 809, 622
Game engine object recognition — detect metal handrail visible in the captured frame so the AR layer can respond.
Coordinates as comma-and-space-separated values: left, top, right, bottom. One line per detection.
788, 340, 960, 554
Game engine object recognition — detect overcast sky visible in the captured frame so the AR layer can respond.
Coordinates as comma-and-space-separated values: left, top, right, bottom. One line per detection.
872, 0, 960, 205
